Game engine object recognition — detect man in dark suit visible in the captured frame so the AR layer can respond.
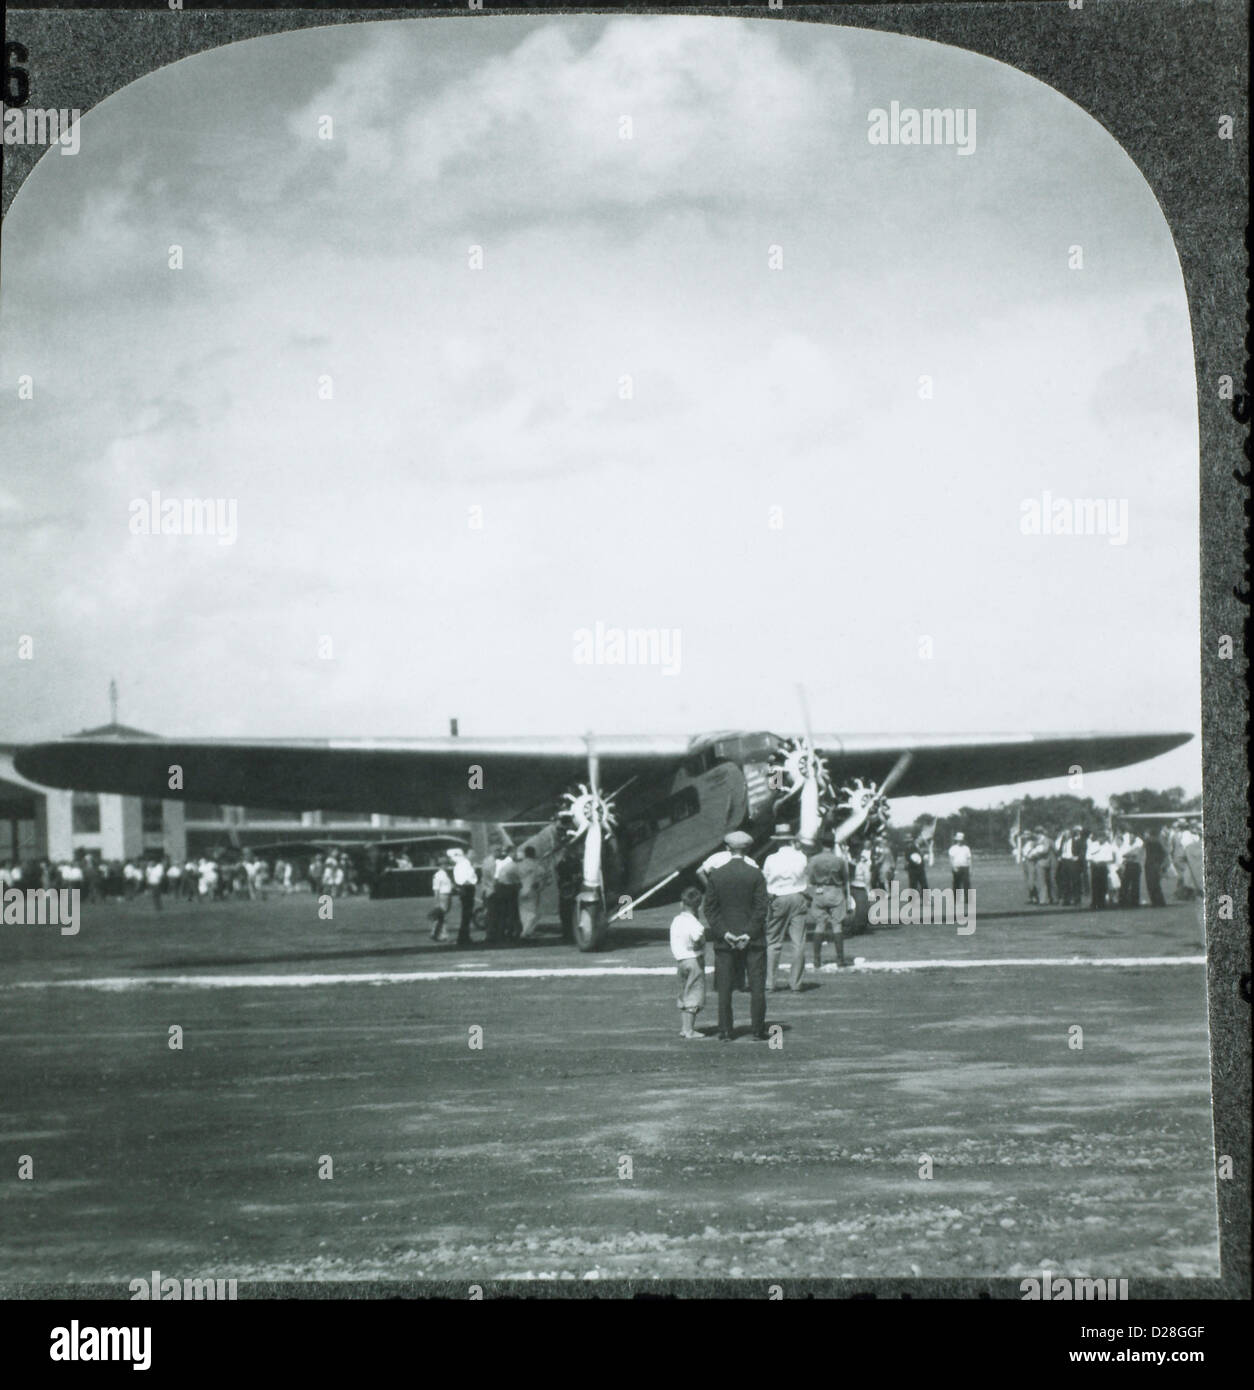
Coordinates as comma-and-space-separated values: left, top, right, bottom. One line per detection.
703, 830, 769, 1041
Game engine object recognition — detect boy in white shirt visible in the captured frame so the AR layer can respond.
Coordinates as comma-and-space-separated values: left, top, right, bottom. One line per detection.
670, 886, 710, 1040
429, 859, 454, 942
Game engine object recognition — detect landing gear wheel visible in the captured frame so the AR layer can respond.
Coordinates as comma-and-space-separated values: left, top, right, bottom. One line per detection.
575, 900, 609, 952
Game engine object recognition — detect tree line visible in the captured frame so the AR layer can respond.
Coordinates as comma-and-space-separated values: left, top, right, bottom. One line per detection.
904, 788, 1201, 853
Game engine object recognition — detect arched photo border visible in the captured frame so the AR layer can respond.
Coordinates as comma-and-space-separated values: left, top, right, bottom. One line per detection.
1, 0, 1247, 1303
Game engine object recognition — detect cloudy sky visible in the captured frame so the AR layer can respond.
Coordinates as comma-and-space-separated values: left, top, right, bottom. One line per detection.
1, 14, 1200, 812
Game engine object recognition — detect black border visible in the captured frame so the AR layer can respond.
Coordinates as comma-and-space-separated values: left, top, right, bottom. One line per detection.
1, 0, 1248, 1308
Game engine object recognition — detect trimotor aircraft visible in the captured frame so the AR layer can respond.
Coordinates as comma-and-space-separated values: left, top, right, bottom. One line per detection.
14, 725, 1191, 950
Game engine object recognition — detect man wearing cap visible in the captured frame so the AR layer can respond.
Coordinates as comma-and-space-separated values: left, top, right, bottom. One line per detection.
695, 844, 735, 888
948, 832, 972, 895
703, 830, 770, 1040
762, 824, 810, 991
805, 832, 851, 969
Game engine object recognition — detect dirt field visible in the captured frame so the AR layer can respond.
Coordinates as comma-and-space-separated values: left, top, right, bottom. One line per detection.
0, 859, 1217, 1289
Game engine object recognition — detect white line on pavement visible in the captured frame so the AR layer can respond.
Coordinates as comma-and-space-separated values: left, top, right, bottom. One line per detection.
6, 955, 1205, 991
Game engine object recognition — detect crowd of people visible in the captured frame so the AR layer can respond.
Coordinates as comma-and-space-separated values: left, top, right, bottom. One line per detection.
3, 813, 1201, 939
664, 823, 896, 1041
664, 815, 1204, 1041
425, 844, 547, 947
0, 852, 319, 908
670, 825, 861, 1041
1012, 820, 1202, 910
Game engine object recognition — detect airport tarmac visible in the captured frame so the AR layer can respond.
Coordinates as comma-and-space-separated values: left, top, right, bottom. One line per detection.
0, 860, 1218, 1288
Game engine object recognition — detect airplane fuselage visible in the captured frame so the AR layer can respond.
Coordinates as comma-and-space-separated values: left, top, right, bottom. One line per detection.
523, 731, 786, 916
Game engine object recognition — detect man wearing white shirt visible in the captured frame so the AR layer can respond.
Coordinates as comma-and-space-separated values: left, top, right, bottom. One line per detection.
450, 849, 478, 946
947, 832, 972, 895
1086, 831, 1116, 909
1117, 831, 1144, 907
847, 840, 874, 936
762, 824, 810, 992
145, 858, 165, 910
493, 850, 522, 943
1055, 826, 1085, 906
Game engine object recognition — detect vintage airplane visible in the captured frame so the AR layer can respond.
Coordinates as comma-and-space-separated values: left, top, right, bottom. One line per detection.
14, 725, 1190, 950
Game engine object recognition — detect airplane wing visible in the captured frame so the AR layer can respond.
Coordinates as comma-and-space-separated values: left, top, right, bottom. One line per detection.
12, 729, 1190, 823
12, 735, 692, 823
810, 731, 1192, 800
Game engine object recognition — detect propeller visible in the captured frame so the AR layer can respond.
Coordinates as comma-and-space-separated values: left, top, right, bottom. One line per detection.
794, 684, 825, 847
557, 731, 617, 899
583, 732, 604, 895
769, 688, 832, 842
833, 750, 914, 845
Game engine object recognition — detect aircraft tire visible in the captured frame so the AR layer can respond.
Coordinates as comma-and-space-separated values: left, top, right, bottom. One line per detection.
575, 902, 608, 952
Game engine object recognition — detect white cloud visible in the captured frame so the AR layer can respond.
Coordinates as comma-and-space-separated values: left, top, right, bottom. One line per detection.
288, 17, 854, 225
0, 16, 1199, 799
